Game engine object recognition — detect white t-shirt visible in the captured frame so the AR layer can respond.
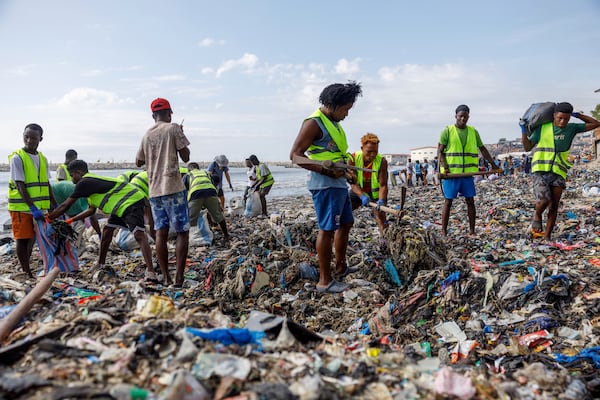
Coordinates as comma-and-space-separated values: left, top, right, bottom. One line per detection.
246, 166, 256, 187
10, 151, 51, 182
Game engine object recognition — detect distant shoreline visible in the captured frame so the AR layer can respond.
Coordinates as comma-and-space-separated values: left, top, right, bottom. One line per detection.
0, 161, 298, 172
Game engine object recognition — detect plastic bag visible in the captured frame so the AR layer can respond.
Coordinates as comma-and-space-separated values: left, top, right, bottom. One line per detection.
244, 190, 262, 218
520, 102, 555, 134
112, 228, 140, 251
189, 210, 213, 246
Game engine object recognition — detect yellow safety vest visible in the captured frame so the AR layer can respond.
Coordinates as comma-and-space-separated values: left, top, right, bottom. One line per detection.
256, 163, 274, 189
531, 122, 571, 179
354, 151, 382, 200
8, 149, 51, 211
84, 173, 145, 217
188, 169, 216, 200
442, 125, 479, 174
58, 163, 72, 181
305, 109, 349, 162
130, 171, 149, 198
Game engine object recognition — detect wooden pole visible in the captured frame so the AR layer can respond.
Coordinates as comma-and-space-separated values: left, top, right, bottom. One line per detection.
368, 202, 402, 216
439, 170, 500, 179
0, 267, 60, 343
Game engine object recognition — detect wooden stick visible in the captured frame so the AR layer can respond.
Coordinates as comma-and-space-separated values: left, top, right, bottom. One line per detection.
0, 267, 60, 343
292, 154, 373, 172
439, 170, 500, 179
368, 202, 402, 215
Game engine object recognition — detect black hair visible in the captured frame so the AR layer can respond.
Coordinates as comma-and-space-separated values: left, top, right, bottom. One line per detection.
319, 81, 362, 109
24, 123, 43, 136
455, 104, 470, 114
554, 102, 573, 114
152, 109, 171, 120
188, 162, 200, 170
67, 159, 89, 174
65, 149, 78, 159
249, 154, 259, 165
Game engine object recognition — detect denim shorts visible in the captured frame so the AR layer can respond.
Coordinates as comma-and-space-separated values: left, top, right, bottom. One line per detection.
310, 187, 353, 231
149, 190, 190, 232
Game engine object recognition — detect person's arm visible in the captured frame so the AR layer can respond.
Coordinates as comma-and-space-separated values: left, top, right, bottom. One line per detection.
521, 125, 535, 152
378, 158, 389, 204
225, 170, 233, 190
437, 143, 449, 174
56, 165, 65, 181
289, 119, 344, 178
135, 143, 146, 167
572, 112, 600, 132
88, 214, 102, 237
479, 146, 501, 172
48, 197, 78, 220
178, 146, 190, 163
68, 206, 98, 223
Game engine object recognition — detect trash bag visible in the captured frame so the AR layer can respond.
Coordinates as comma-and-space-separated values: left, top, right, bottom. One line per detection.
244, 191, 262, 218
520, 102, 555, 134
190, 210, 213, 246
112, 228, 139, 251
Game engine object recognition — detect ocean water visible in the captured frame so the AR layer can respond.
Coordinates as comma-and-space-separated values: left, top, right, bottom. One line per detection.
0, 166, 311, 227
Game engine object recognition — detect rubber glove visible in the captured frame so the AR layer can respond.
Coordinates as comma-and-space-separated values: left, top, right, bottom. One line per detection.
377, 199, 385, 206
572, 112, 581, 119
360, 194, 370, 206
29, 205, 44, 221
229, 183, 234, 191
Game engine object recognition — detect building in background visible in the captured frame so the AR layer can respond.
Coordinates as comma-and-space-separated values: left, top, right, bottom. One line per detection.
410, 146, 437, 162
382, 153, 409, 167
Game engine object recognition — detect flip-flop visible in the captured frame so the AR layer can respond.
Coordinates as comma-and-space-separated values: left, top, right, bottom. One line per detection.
337, 265, 359, 279
316, 280, 348, 293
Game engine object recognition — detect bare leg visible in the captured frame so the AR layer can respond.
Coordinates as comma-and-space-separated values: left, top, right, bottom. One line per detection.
134, 230, 155, 275
155, 228, 171, 285
98, 226, 115, 265
465, 197, 476, 235
174, 231, 189, 286
441, 199, 453, 237
316, 229, 334, 288
334, 222, 352, 274
16, 238, 34, 277
545, 186, 563, 240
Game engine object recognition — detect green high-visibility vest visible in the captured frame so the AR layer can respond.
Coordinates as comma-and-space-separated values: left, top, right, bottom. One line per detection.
354, 151, 382, 200
58, 163, 72, 181
531, 122, 571, 179
120, 170, 140, 182
442, 125, 479, 174
8, 149, 51, 211
129, 171, 149, 198
305, 109, 349, 162
84, 173, 145, 217
256, 163, 274, 189
188, 169, 216, 200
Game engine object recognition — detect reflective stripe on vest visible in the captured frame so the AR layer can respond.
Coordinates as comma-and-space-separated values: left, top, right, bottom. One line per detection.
442, 125, 479, 174
354, 151, 382, 200
59, 164, 72, 181
84, 173, 145, 217
8, 149, 51, 211
531, 122, 571, 179
130, 171, 149, 198
188, 169, 216, 200
256, 163, 274, 188
120, 170, 140, 182
305, 109, 349, 162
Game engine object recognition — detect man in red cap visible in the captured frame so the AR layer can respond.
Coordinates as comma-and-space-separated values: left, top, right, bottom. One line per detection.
136, 97, 191, 287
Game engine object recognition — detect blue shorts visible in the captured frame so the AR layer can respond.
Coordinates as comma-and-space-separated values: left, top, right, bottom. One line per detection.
310, 188, 353, 231
149, 191, 190, 232
442, 177, 475, 199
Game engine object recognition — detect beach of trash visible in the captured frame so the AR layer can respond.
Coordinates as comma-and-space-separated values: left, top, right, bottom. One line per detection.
2, 162, 600, 399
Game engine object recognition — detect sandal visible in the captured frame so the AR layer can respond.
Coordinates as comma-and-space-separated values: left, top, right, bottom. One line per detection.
337, 265, 359, 279
316, 280, 348, 293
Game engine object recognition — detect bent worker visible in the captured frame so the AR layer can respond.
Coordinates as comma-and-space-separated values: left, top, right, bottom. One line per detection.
522, 102, 600, 240
48, 160, 161, 284
290, 81, 362, 293
248, 154, 274, 217
124, 170, 156, 241
438, 104, 498, 237
208, 155, 233, 209
185, 163, 230, 242
348, 133, 389, 235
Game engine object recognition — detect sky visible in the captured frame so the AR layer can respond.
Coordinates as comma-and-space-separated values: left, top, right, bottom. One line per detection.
1, 0, 599, 164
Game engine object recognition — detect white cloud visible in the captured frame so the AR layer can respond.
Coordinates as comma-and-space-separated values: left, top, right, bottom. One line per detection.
334, 58, 361, 75
154, 75, 185, 81
215, 53, 259, 77
82, 69, 104, 77
198, 37, 226, 47
53, 88, 135, 109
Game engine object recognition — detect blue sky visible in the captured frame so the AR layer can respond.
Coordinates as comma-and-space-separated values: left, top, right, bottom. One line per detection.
1, 0, 599, 164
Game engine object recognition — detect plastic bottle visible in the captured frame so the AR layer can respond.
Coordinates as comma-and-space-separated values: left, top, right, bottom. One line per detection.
109, 383, 154, 400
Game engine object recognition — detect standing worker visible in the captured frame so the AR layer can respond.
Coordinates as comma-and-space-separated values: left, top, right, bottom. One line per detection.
348, 133, 389, 235
248, 154, 274, 217
438, 104, 499, 237
56, 149, 77, 181
8, 123, 57, 277
136, 97, 191, 288
290, 81, 362, 293
521, 102, 600, 239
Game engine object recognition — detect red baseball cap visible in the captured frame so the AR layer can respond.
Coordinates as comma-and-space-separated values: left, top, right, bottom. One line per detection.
150, 98, 172, 112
